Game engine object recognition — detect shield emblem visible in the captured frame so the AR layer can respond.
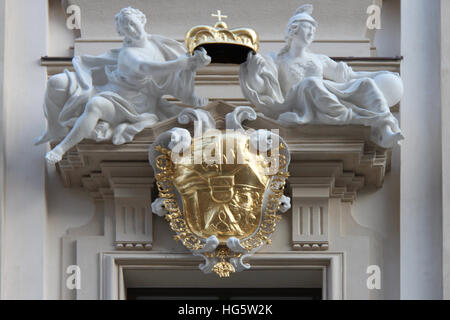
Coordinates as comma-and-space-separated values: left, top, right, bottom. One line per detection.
150, 108, 290, 277
172, 134, 271, 244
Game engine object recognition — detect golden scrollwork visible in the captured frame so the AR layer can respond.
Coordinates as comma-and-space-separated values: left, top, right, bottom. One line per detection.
212, 262, 235, 278
209, 247, 240, 278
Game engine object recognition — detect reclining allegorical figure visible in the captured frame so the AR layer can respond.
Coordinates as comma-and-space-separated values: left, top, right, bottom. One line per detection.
240, 5, 404, 148
36, 7, 211, 164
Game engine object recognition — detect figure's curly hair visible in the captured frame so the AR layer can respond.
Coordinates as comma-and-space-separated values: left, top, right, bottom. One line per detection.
115, 7, 147, 36
278, 19, 302, 57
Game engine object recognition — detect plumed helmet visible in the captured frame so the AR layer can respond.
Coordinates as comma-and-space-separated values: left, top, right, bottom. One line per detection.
287, 4, 318, 30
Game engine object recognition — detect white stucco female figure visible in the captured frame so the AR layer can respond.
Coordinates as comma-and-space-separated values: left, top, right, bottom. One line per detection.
240, 5, 403, 148
36, 7, 211, 163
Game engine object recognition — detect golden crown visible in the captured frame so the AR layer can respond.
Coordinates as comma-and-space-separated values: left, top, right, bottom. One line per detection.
185, 10, 259, 64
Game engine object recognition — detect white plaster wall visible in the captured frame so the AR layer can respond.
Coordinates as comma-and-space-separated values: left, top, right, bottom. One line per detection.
45, 165, 96, 299
400, 0, 443, 299
353, 143, 401, 299
2, 0, 48, 299
373, 0, 401, 57
0, 0, 421, 300
42, 0, 403, 300
66, 0, 373, 41
48, 0, 77, 57
0, 0, 6, 299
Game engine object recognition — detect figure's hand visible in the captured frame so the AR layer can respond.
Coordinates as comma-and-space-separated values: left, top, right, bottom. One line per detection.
188, 48, 211, 70
246, 52, 266, 65
245, 51, 257, 64
246, 52, 265, 73
245, 52, 266, 90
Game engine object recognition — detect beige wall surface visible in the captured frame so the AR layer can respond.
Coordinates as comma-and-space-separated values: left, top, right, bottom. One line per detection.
0, 0, 6, 299
373, 0, 400, 57
2, 0, 48, 299
66, 0, 373, 40
400, 0, 443, 299
48, 0, 77, 57
441, 0, 450, 300
50, 0, 400, 57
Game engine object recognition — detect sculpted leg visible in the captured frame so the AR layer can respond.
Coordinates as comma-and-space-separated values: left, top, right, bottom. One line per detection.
303, 78, 351, 122
375, 122, 404, 148
279, 77, 351, 125
45, 96, 115, 164
35, 73, 71, 145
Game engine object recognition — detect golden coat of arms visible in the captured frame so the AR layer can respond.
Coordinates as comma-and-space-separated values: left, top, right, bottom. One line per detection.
149, 107, 291, 277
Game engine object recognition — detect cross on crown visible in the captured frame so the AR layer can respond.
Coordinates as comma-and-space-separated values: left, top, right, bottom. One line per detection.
211, 10, 228, 22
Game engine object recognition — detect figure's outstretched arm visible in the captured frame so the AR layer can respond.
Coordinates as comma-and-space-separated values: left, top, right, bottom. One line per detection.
321, 55, 353, 82
121, 49, 187, 75
349, 69, 397, 79
322, 54, 396, 82
120, 47, 210, 76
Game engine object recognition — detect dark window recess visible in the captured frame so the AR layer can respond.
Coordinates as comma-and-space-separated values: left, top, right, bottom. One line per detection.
127, 288, 322, 300
196, 44, 255, 64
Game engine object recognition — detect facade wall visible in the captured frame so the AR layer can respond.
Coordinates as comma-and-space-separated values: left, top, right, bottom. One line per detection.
400, 0, 443, 300
0, 0, 6, 299
373, 0, 400, 57
48, 0, 77, 57
0, 0, 447, 300
2, 0, 48, 299
441, 0, 450, 300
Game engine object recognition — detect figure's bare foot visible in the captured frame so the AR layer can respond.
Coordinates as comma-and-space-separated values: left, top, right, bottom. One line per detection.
377, 125, 404, 148
91, 121, 112, 141
45, 148, 64, 164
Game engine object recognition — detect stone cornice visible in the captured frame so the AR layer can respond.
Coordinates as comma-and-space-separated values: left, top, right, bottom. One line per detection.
54, 101, 391, 204
41, 60, 401, 112
42, 58, 401, 76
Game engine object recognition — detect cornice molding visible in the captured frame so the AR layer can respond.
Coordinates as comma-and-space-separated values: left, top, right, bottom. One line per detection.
55, 101, 391, 202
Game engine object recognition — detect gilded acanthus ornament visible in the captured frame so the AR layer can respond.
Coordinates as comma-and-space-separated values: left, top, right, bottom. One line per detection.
149, 107, 291, 277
